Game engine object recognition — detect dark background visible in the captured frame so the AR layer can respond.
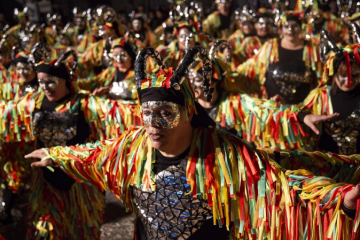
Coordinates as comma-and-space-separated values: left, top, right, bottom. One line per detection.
0, 0, 298, 27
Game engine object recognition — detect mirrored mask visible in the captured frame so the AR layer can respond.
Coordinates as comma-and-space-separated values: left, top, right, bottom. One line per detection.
282, 20, 301, 37
141, 101, 180, 129
16, 62, 33, 80
38, 76, 60, 91
112, 50, 129, 63
188, 70, 204, 90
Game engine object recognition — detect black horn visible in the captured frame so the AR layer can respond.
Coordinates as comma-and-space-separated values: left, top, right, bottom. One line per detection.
134, 48, 166, 88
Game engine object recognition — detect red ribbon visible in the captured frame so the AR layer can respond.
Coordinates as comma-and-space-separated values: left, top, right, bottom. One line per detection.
343, 51, 352, 87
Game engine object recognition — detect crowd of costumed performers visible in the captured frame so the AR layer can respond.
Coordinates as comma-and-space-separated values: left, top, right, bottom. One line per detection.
1, 0, 360, 239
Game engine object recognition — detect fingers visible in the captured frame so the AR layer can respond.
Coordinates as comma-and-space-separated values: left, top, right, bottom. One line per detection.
307, 122, 320, 135
30, 159, 53, 168
25, 149, 47, 159
318, 113, 339, 122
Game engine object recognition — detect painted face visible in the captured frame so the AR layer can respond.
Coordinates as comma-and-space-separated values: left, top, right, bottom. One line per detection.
178, 28, 190, 44
188, 70, 204, 90
16, 62, 33, 81
282, 20, 301, 37
257, 17, 272, 31
241, 21, 254, 35
112, 48, 129, 64
141, 101, 181, 129
335, 63, 360, 91
132, 19, 142, 32
38, 76, 60, 91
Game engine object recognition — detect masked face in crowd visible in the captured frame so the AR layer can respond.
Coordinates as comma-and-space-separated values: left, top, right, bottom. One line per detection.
282, 20, 301, 39
189, 70, 204, 98
142, 101, 191, 152
178, 27, 194, 51
240, 21, 254, 35
132, 19, 143, 32
37, 72, 68, 102
16, 62, 35, 82
334, 61, 360, 92
112, 47, 132, 70
255, 17, 272, 37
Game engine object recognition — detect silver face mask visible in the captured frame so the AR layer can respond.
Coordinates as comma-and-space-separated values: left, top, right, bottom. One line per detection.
38, 76, 60, 91
282, 20, 301, 37
16, 62, 34, 80
257, 17, 272, 31
141, 101, 181, 129
112, 50, 129, 63
178, 29, 190, 43
188, 70, 204, 90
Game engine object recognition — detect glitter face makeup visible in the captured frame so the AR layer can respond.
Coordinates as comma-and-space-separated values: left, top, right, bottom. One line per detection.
112, 49, 129, 63
16, 62, 34, 80
188, 70, 204, 90
282, 20, 301, 37
257, 17, 272, 31
38, 76, 60, 91
141, 101, 180, 129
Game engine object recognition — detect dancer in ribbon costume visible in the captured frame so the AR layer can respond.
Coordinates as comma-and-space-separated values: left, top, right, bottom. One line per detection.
236, 11, 323, 104
77, 38, 137, 100
0, 48, 38, 225
0, 46, 140, 239
27, 46, 360, 240
202, 0, 234, 38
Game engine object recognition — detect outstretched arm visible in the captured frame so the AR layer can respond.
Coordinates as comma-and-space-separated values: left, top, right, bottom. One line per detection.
27, 127, 147, 210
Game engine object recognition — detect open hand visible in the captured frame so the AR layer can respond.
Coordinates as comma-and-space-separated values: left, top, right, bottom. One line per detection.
92, 86, 111, 97
303, 113, 339, 135
25, 149, 54, 168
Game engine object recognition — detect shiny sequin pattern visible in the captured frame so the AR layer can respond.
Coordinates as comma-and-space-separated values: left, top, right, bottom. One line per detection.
108, 79, 137, 100
324, 101, 360, 155
21, 84, 38, 97
33, 110, 78, 148
271, 66, 312, 101
132, 160, 213, 240
142, 101, 180, 129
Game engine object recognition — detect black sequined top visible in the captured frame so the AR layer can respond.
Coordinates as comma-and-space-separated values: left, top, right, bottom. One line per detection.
134, 148, 229, 240
33, 94, 91, 190
319, 86, 360, 155
265, 41, 315, 104
21, 77, 39, 97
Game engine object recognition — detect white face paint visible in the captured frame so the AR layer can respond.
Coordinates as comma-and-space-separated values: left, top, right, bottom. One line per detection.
282, 20, 301, 37
16, 62, 34, 81
112, 49, 129, 64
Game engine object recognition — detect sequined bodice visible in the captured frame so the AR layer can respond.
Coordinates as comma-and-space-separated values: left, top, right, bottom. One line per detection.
268, 64, 312, 101
33, 109, 78, 148
21, 84, 38, 97
324, 101, 360, 155
108, 79, 137, 100
132, 159, 213, 240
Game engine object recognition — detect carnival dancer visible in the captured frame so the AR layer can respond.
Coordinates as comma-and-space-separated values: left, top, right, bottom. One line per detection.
78, 38, 138, 100
236, 11, 323, 104
0, 46, 140, 239
202, 0, 234, 39
27, 46, 360, 240
0, 48, 38, 225
297, 0, 348, 43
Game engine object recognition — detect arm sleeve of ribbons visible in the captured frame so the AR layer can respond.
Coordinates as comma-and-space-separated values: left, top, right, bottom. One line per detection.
0, 92, 44, 143
45, 126, 360, 239
76, 94, 141, 140
220, 92, 309, 151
